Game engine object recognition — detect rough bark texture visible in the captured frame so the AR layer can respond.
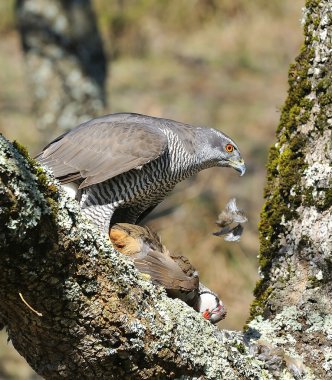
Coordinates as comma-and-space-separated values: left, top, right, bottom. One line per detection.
0, 0, 331, 379
15, 0, 107, 142
248, 0, 332, 379
0, 137, 271, 379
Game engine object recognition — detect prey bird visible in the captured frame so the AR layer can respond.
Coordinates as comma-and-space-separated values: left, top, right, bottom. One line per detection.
36, 113, 245, 233
110, 223, 227, 324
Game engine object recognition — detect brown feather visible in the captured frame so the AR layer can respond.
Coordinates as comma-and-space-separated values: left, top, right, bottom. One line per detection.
134, 251, 198, 292
109, 226, 141, 256
109, 223, 199, 295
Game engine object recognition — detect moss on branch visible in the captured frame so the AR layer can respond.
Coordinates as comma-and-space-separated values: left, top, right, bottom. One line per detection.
0, 135, 271, 379
250, 0, 331, 320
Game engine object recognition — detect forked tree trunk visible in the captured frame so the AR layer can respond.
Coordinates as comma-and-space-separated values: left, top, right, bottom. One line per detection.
249, 0, 332, 378
0, 0, 331, 379
15, 0, 107, 142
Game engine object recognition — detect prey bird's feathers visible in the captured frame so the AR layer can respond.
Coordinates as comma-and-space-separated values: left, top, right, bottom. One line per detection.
223, 224, 244, 242
134, 250, 199, 292
110, 223, 226, 323
215, 198, 247, 227
110, 223, 198, 292
214, 198, 247, 242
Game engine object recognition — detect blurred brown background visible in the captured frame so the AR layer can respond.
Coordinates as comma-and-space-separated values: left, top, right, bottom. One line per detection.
0, 0, 303, 378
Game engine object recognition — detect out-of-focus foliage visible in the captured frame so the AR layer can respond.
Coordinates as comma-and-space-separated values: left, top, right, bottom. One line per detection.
95, 0, 291, 57
0, 1, 15, 34
0, 0, 304, 378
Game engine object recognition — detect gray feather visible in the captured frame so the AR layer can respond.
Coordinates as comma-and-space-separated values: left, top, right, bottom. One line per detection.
36, 114, 169, 188
36, 113, 245, 232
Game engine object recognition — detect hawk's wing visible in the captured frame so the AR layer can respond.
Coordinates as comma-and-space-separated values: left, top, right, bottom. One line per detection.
35, 113, 168, 188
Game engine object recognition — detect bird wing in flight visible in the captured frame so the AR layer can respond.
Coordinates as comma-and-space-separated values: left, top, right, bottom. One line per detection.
35, 114, 168, 188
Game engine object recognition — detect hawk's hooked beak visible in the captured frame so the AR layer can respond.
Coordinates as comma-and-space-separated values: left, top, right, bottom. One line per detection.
231, 159, 246, 176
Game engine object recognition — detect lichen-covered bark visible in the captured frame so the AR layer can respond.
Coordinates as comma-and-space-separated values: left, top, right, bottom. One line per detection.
15, 0, 107, 142
248, 1, 332, 379
0, 135, 272, 379
2, 1, 331, 378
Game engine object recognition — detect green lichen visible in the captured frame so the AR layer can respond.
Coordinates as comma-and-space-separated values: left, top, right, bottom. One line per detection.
12, 140, 33, 165
13, 140, 59, 218
314, 72, 332, 132
247, 0, 321, 324
245, 284, 272, 329
307, 276, 322, 287
319, 187, 332, 211
256, 134, 306, 278
235, 342, 246, 354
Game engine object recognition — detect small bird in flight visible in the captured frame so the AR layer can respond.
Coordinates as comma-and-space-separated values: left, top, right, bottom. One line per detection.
110, 223, 227, 324
36, 113, 245, 233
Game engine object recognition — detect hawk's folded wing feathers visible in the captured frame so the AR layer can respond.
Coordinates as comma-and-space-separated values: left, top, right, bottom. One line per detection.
35, 115, 168, 188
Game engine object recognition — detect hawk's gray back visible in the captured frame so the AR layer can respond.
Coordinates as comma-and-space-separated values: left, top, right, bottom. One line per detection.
36, 113, 245, 233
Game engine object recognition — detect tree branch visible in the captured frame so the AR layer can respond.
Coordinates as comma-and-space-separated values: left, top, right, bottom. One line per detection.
15, 0, 107, 142
248, 1, 332, 378
1, 1, 331, 378
0, 135, 268, 379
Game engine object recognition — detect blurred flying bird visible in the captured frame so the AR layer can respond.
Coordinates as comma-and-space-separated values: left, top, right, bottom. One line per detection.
36, 113, 245, 233
214, 198, 247, 242
110, 223, 227, 323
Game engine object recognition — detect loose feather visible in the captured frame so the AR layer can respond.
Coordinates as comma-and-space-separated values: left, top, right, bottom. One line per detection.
214, 198, 247, 241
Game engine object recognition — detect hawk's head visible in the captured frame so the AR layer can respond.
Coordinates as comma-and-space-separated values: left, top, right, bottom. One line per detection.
197, 127, 246, 176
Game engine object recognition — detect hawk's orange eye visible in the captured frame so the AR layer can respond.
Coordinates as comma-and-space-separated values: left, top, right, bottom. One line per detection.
225, 144, 234, 153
